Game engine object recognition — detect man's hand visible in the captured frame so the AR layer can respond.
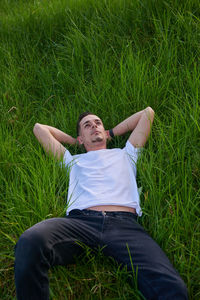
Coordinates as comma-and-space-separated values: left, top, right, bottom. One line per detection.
105, 130, 112, 141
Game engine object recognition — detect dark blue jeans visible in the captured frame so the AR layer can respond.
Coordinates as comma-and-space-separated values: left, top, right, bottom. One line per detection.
14, 209, 188, 299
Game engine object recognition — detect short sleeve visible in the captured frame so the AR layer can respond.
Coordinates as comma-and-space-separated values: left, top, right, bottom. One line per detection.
124, 140, 143, 166
62, 149, 73, 167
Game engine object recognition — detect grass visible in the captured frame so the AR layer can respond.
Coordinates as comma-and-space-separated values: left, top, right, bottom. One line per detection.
0, 0, 200, 298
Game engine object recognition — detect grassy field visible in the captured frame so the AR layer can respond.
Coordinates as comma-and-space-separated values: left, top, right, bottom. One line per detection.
0, 0, 200, 299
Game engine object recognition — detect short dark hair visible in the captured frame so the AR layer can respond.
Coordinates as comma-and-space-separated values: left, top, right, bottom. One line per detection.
76, 111, 95, 136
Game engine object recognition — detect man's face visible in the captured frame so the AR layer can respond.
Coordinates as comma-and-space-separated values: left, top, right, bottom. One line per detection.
78, 115, 107, 151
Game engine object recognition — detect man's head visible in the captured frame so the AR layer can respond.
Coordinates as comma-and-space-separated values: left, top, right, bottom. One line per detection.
76, 112, 107, 152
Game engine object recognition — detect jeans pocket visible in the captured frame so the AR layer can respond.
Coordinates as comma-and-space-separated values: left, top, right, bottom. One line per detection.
114, 213, 138, 224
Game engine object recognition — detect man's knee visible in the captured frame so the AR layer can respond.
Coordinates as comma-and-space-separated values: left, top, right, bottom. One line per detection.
15, 227, 51, 272
172, 277, 188, 300
137, 268, 188, 300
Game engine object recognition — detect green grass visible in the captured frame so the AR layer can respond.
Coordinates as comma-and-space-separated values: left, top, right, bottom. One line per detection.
0, 0, 200, 298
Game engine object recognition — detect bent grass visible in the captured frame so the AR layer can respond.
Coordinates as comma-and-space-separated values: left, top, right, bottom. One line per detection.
0, 0, 200, 299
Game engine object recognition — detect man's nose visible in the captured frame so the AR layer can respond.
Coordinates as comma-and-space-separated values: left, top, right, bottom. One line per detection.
92, 122, 97, 128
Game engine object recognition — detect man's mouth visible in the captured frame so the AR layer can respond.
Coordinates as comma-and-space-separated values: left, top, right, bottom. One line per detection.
92, 131, 100, 135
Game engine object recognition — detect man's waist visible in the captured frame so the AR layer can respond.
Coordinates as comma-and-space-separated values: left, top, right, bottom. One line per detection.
69, 208, 138, 219
86, 205, 136, 214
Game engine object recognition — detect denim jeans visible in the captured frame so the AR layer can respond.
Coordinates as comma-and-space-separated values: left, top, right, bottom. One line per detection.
14, 209, 188, 299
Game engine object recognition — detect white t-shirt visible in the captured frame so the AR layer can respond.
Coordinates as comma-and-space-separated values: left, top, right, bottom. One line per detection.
63, 140, 142, 216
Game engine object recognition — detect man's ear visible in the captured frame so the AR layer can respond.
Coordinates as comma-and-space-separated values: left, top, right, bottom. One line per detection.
105, 130, 111, 141
77, 136, 83, 145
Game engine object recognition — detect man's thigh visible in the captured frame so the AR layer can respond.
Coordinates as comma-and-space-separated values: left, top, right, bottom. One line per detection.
102, 215, 188, 299
102, 215, 171, 270
16, 216, 99, 266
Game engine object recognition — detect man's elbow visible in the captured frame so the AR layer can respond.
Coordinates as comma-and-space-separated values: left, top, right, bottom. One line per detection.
33, 123, 42, 138
145, 107, 155, 122
145, 106, 154, 115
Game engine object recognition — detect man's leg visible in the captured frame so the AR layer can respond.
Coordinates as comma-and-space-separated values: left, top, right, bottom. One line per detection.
101, 212, 188, 300
14, 215, 99, 300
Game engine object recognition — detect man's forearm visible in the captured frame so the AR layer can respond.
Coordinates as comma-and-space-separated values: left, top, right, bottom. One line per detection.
33, 123, 77, 145
112, 109, 145, 137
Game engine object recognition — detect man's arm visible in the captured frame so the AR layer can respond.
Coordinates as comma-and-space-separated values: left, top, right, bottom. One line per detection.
33, 123, 77, 159
110, 107, 154, 147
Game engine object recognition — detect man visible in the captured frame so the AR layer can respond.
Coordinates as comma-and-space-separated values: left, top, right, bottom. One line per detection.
14, 107, 188, 299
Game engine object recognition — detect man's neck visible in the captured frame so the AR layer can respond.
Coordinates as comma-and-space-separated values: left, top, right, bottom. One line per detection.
85, 141, 107, 152
86, 145, 107, 152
